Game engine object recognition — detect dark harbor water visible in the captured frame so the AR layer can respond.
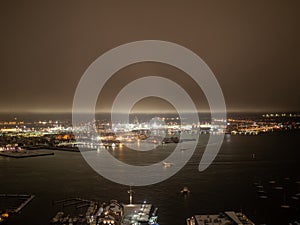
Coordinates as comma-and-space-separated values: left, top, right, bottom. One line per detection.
0, 131, 299, 225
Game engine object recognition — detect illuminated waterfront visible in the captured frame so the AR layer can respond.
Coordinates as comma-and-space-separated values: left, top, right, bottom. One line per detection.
0, 113, 299, 153
0, 129, 299, 225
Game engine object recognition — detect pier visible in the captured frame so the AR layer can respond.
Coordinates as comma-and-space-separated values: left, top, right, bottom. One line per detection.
0, 194, 35, 213
0, 150, 54, 158
14, 195, 35, 213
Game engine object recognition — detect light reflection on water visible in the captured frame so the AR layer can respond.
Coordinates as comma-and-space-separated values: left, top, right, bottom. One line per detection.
0, 132, 299, 225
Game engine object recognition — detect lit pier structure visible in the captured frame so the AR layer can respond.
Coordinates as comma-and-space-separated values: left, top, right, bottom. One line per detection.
186, 211, 255, 225
121, 188, 158, 225
50, 190, 159, 225
127, 187, 134, 205
122, 202, 158, 225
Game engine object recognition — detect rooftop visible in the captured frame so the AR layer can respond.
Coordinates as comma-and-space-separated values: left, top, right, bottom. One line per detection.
187, 211, 255, 225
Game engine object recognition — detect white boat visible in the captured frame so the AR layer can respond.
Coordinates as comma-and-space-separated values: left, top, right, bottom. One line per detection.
163, 162, 174, 167
180, 187, 191, 194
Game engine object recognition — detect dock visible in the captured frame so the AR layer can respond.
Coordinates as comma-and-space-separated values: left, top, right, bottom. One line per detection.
0, 150, 54, 158
0, 194, 35, 213
14, 195, 35, 213
53, 198, 91, 206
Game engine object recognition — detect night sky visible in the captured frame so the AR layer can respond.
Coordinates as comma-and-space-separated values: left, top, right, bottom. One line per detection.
0, 1, 299, 113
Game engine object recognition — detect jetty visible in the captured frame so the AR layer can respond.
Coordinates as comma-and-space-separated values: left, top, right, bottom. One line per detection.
0, 194, 35, 213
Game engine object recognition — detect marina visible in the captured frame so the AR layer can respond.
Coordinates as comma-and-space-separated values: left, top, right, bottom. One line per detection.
50, 190, 158, 225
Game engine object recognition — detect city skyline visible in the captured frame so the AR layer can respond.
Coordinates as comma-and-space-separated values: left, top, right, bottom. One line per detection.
1, 2, 300, 225
1, 1, 299, 113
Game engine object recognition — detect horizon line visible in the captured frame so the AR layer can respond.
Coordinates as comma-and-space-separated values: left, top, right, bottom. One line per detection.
0, 110, 299, 114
